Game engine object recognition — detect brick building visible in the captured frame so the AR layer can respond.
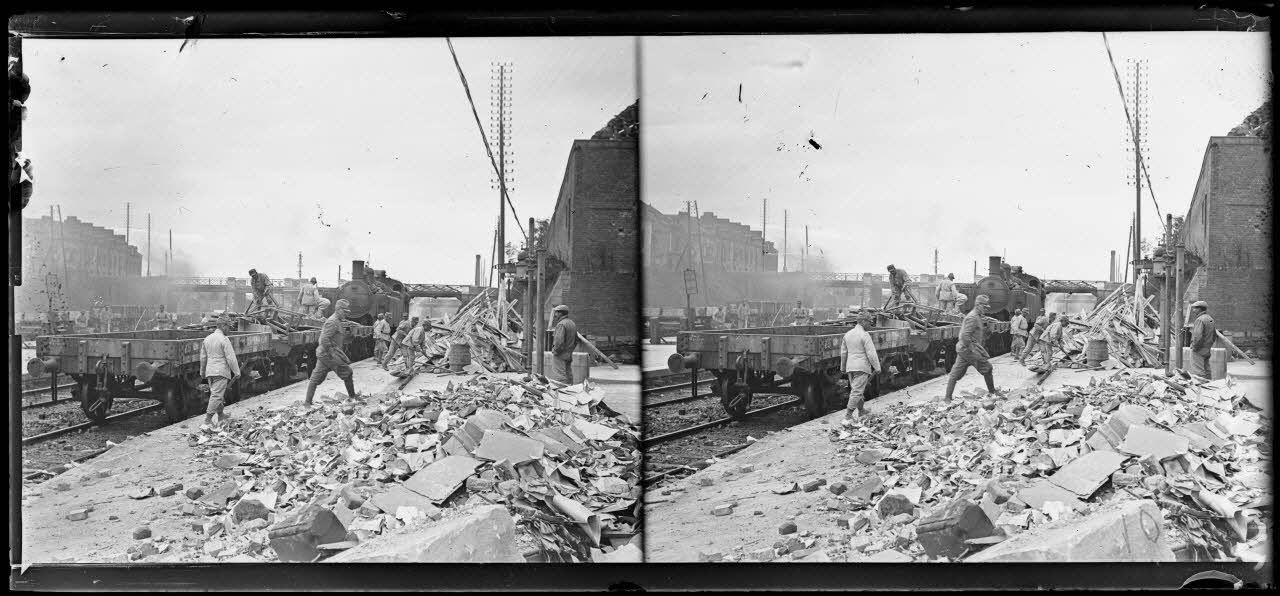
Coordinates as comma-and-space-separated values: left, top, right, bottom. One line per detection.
542, 123, 639, 359
1180, 135, 1271, 347
641, 203, 778, 273
17, 214, 142, 315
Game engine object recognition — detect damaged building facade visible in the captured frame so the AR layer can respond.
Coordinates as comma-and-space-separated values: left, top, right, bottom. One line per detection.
17, 214, 141, 315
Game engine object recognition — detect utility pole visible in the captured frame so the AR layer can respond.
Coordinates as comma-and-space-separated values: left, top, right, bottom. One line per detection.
783, 209, 788, 272
973, 260, 977, 283
1123, 212, 1133, 284
167, 229, 172, 276
1126, 58, 1149, 327
297, 252, 303, 280
125, 202, 130, 245
146, 213, 152, 277
802, 225, 808, 273
934, 248, 939, 276
490, 60, 514, 302
1161, 214, 1173, 372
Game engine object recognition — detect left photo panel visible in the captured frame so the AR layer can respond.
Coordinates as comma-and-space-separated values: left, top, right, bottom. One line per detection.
12, 36, 641, 564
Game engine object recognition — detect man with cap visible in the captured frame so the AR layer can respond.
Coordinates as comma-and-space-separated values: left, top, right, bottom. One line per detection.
885, 264, 916, 309
302, 298, 359, 407
397, 318, 430, 373
1019, 309, 1050, 365
372, 312, 392, 362
1038, 312, 1069, 368
199, 316, 240, 431
944, 294, 1001, 401
248, 269, 273, 311
153, 304, 177, 330
1010, 307, 1030, 357
840, 311, 881, 425
550, 305, 579, 384
1188, 301, 1216, 377
298, 277, 321, 317
381, 314, 417, 370
936, 273, 958, 314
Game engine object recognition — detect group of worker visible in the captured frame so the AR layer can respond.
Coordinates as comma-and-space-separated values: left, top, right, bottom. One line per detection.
886, 265, 967, 315
1011, 308, 1073, 368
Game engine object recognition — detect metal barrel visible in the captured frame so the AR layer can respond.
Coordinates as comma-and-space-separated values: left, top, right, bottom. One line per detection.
448, 341, 472, 371
1210, 347, 1228, 380
1085, 339, 1109, 366
571, 352, 591, 382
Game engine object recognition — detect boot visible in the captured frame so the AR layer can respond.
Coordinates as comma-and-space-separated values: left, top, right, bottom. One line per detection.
983, 372, 999, 395
344, 378, 358, 400
943, 376, 957, 402
302, 382, 317, 406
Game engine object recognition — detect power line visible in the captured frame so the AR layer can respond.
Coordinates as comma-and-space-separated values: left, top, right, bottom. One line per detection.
1101, 32, 1164, 223
444, 38, 528, 242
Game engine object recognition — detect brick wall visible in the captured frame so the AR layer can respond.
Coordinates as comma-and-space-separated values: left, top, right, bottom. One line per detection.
1182, 137, 1271, 341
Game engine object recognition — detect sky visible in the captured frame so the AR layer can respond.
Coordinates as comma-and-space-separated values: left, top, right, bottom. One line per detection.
22, 37, 637, 284
641, 33, 1270, 281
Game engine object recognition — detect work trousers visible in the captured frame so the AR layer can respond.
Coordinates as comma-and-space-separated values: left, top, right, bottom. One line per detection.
552, 356, 574, 384
1189, 351, 1211, 378
890, 285, 917, 307
1040, 341, 1056, 367
949, 347, 993, 381
382, 337, 406, 367
1010, 335, 1026, 356
207, 375, 229, 416
939, 299, 955, 314
846, 371, 871, 415
1020, 334, 1042, 361
374, 338, 389, 361
311, 349, 354, 385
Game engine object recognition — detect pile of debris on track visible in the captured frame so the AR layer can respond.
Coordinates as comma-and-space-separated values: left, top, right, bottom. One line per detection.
407, 294, 526, 374
747, 369, 1267, 563
129, 374, 640, 563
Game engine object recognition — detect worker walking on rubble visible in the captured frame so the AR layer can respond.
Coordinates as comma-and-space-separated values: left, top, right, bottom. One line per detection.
199, 317, 240, 431
936, 273, 958, 314
550, 305, 579, 384
944, 294, 1001, 401
298, 277, 321, 317
885, 264, 916, 309
247, 269, 273, 312
372, 312, 391, 362
397, 318, 429, 373
1010, 307, 1030, 357
840, 311, 881, 425
1018, 310, 1049, 365
381, 314, 416, 369
1038, 313, 1068, 368
302, 298, 359, 407
1188, 301, 1216, 377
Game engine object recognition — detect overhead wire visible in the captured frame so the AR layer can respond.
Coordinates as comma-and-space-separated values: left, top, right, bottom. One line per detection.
445, 38, 528, 243
1101, 32, 1164, 223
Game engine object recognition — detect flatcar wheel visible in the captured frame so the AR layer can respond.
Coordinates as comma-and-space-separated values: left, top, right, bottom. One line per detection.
269, 357, 298, 388
162, 381, 187, 423
79, 381, 112, 424
719, 376, 752, 419
802, 375, 826, 420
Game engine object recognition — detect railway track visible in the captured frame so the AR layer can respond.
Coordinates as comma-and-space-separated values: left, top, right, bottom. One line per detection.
642, 397, 803, 448
21, 402, 165, 446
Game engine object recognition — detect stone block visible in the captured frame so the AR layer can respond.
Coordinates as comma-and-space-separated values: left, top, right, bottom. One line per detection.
966, 500, 1175, 562
67, 509, 89, 521
132, 526, 152, 540
268, 505, 348, 563
158, 482, 184, 497
184, 487, 205, 500
779, 521, 798, 535
915, 499, 997, 559
877, 494, 915, 517
327, 505, 523, 562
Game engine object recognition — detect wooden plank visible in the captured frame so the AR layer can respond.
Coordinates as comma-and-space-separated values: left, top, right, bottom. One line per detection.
1216, 330, 1255, 365
576, 333, 619, 369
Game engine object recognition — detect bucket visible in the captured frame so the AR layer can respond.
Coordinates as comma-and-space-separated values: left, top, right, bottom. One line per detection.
1085, 339, 1109, 366
448, 341, 471, 371
1209, 347, 1228, 381
571, 352, 591, 383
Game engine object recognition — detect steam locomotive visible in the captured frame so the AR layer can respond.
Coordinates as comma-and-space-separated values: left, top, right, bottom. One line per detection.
319, 260, 411, 325
954, 256, 1045, 322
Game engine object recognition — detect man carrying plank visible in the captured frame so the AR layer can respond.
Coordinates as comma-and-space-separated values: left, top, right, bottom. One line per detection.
944, 294, 1001, 402
885, 264, 917, 309
550, 304, 579, 384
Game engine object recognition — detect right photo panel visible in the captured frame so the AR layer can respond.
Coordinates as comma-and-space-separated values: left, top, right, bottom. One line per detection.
641, 34, 1271, 563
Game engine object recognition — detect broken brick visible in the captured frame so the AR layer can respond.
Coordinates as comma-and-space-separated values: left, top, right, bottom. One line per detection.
157, 482, 183, 497
915, 499, 997, 559
268, 505, 348, 563
779, 521, 798, 535
67, 509, 89, 521
132, 526, 152, 540
184, 487, 205, 500
802, 479, 823, 492
877, 493, 915, 517
828, 482, 848, 496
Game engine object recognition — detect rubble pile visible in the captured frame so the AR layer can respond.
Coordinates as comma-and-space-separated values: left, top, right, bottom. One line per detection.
412, 295, 526, 374
1059, 285, 1163, 369
804, 369, 1269, 562
140, 374, 638, 563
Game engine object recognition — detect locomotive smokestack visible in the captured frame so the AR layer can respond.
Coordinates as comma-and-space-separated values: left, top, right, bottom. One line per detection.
352, 260, 365, 280
988, 256, 1003, 277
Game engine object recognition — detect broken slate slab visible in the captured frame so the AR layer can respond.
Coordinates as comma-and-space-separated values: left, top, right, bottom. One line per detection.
1048, 451, 1129, 498
966, 500, 1174, 562
214, 452, 250, 469
571, 417, 618, 442
1118, 425, 1189, 462
199, 482, 242, 508
472, 429, 544, 464
1015, 479, 1087, 512
403, 455, 481, 503
849, 477, 884, 502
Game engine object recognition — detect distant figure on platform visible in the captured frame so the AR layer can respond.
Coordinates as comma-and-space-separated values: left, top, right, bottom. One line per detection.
886, 264, 916, 308
944, 294, 1000, 401
550, 305, 579, 384
372, 312, 392, 362
153, 304, 177, 330
298, 277, 321, 317
936, 273, 958, 314
1010, 307, 1030, 356
840, 311, 881, 425
1039, 313, 1068, 367
248, 269, 273, 312
199, 317, 240, 431
381, 315, 417, 370
1188, 301, 1216, 377
1019, 310, 1049, 365
302, 299, 359, 407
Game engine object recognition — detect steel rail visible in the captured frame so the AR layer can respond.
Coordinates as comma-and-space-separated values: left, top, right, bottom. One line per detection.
642, 398, 803, 448
21, 403, 165, 446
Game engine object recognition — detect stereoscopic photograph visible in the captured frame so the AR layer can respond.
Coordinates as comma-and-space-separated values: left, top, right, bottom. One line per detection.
640, 33, 1270, 564
12, 35, 641, 565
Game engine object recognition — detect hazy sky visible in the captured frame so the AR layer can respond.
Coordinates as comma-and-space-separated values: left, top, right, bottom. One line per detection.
23, 37, 637, 284
641, 33, 1270, 281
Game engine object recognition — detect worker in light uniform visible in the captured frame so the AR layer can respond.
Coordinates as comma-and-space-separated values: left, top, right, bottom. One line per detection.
199, 317, 241, 431
840, 312, 881, 425
886, 264, 916, 308
1019, 310, 1049, 365
936, 273, 958, 314
153, 304, 177, 330
1188, 301, 1216, 377
1039, 313, 1068, 368
298, 277, 321, 317
302, 299, 359, 407
381, 314, 416, 370
372, 312, 392, 362
1010, 307, 1030, 357
944, 294, 1001, 401
248, 269, 273, 312
550, 305, 579, 384
397, 318, 430, 373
